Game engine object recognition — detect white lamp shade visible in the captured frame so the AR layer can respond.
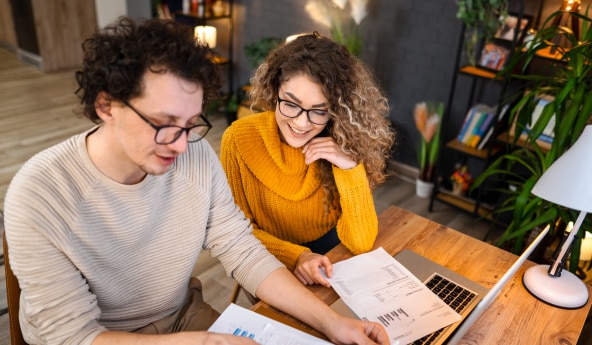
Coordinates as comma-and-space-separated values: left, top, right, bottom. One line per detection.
194, 26, 217, 48
531, 125, 592, 213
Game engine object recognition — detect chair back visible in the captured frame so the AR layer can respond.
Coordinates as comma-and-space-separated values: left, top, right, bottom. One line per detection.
3, 230, 27, 345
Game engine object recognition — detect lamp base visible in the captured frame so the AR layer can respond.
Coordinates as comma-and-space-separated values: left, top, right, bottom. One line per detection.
523, 265, 589, 309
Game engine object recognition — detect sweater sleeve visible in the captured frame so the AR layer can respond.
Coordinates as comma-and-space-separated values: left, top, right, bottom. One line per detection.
333, 163, 378, 255
203, 146, 284, 295
5, 176, 105, 345
251, 229, 309, 271
220, 126, 309, 271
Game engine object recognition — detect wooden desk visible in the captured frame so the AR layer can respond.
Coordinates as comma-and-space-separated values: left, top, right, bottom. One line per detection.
252, 205, 592, 344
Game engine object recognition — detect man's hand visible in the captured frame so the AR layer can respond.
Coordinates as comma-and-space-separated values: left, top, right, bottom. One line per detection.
323, 316, 389, 345
294, 251, 333, 288
257, 268, 389, 345
302, 137, 357, 170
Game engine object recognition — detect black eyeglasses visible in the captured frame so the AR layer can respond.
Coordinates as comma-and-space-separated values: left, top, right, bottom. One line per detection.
277, 97, 330, 125
123, 101, 212, 145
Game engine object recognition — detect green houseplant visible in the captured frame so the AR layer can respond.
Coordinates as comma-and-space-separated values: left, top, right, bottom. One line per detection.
304, 0, 369, 57
456, 0, 508, 66
472, 8, 592, 272
244, 37, 283, 69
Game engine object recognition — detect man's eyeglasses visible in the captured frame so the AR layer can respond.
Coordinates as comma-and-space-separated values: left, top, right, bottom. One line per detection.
123, 101, 212, 145
277, 97, 330, 125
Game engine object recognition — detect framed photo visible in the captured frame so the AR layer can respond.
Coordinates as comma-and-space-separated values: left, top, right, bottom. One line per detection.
494, 13, 532, 43
477, 42, 511, 71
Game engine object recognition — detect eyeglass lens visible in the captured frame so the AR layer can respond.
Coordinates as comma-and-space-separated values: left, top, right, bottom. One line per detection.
278, 98, 329, 125
156, 125, 210, 144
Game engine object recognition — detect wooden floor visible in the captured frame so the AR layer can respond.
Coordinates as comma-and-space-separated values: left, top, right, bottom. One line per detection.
0, 47, 590, 344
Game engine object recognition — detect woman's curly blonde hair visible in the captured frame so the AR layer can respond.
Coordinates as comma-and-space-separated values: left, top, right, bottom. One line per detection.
249, 32, 395, 206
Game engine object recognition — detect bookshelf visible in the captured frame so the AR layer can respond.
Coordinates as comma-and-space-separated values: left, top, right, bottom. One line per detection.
173, 0, 235, 98
429, 0, 535, 218
445, 139, 503, 159
496, 131, 551, 153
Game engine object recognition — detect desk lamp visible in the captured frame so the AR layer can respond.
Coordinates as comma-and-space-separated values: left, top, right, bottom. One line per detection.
523, 125, 592, 309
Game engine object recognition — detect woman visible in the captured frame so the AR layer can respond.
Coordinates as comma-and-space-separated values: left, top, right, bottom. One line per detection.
221, 32, 395, 287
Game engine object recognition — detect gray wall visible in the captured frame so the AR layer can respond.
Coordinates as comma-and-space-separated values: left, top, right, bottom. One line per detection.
232, 0, 461, 167
230, 0, 582, 168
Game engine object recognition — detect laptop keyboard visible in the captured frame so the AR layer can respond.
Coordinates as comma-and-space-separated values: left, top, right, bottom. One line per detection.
411, 273, 477, 345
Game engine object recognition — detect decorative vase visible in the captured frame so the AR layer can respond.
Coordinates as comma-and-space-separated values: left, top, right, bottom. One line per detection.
452, 182, 464, 196
211, 0, 225, 17
416, 178, 434, 198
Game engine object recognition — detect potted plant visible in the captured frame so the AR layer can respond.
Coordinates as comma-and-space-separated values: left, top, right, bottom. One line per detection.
304, 0, 369, 57
472, 8, 592, 272
244, 37, 283, 69
224, 93, 238, 124
413, 101, 444, 198
456, 0, 508, 66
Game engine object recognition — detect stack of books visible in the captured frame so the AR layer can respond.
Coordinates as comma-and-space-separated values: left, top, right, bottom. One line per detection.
457, 104, 509, 150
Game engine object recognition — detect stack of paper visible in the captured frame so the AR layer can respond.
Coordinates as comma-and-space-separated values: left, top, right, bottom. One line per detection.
209, 303, 331, 345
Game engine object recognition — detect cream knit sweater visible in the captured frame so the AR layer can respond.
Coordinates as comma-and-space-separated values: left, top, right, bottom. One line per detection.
4, 126, 283, 345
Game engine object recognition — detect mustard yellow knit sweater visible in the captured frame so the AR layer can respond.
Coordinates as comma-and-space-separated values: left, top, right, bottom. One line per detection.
221, 112, 378, 270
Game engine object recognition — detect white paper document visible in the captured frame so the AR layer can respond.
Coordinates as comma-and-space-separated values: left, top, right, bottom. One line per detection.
326, 247, 461, 344
208, 303, 331, 345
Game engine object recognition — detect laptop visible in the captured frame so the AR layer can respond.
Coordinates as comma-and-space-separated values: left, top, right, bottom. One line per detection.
330, 225, 549, 345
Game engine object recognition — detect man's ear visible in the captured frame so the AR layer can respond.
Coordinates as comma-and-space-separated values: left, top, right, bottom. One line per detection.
95, 92, 114, 121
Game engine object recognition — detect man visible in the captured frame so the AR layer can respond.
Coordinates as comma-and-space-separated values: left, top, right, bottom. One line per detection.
4, 16, 388, 345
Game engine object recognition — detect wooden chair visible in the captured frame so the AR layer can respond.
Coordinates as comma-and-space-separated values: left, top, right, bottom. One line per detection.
3, 230, 27, 345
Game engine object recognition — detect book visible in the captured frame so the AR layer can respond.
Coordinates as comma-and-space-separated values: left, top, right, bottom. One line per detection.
459, 104, 494, 144
536, 133, 554, 143
457, 108, 476, 142
468, 112, 492, 147
508, 95, 555, 151
462, 110, 485, 144
469, 112, 495, 148
477, 104, 509, 150
524, 95, 555, 142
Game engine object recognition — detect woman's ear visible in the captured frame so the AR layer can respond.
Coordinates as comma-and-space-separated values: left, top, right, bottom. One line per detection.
95, 92, 114, 121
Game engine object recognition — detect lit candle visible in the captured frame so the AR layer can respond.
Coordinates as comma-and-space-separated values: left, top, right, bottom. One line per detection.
194, 26, 217, 48
580, 231, 592, 261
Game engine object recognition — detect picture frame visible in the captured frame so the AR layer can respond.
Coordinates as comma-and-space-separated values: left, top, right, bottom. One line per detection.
477, 42, 511, 71
494, 13, 532, 44
476, 13, 532, 72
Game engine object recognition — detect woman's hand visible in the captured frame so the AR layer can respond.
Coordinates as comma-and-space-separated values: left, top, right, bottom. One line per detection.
294, 251, 333, 288
302, 137, 357, 170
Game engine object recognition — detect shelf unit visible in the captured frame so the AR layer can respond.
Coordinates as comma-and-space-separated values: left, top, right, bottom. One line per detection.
429, 0, 531, 219
174, 0, 234, 97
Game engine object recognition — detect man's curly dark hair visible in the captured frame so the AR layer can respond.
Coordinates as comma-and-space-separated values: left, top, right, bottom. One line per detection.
75, 16, 222, 123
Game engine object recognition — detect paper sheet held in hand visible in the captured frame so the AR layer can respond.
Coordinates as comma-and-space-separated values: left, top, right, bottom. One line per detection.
325, 247, 461, 344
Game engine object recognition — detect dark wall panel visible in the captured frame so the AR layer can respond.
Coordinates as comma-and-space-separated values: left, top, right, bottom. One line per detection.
9, 0, 39, 54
